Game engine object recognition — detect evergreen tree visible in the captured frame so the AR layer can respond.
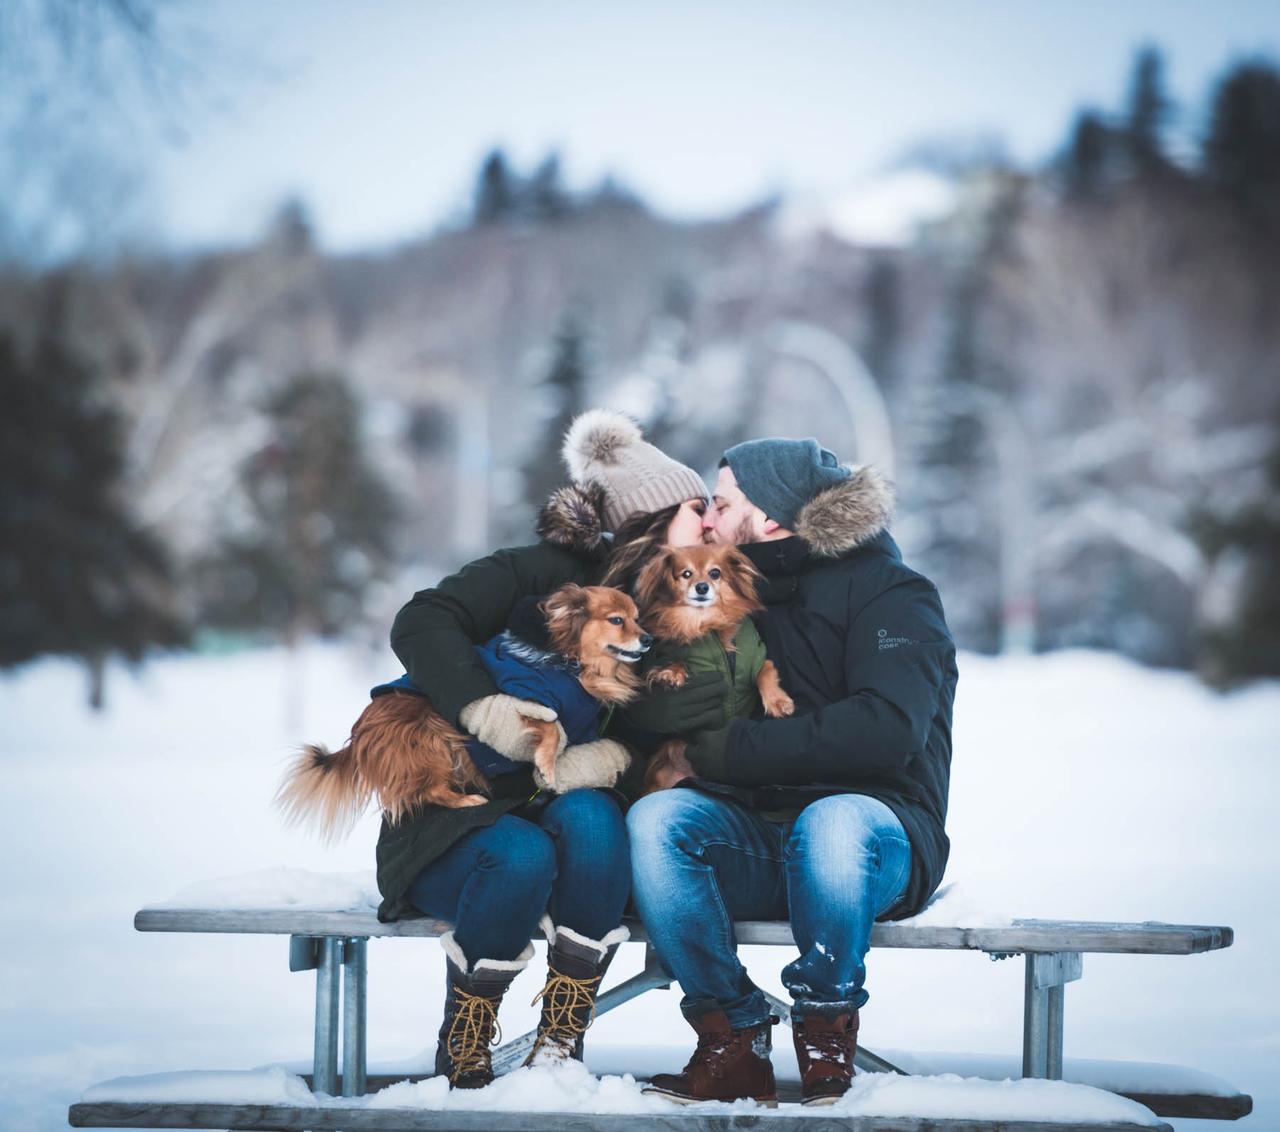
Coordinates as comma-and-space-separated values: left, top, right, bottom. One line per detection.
474, 148, 517, 226
1124, 45, 1174, 179
1062, 110, 1114, 200
0, 283, 185, 707
528, 151, 572, 222
1194, 434, 1280, 686
522, 311, 590, 511
268, 197, 314, 255
1203, 60, 1280, 233
195, 372, 397, 644
862, 255, 902, 387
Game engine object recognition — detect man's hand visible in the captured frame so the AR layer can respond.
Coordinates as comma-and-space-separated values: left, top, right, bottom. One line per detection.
619, 671, 728, 735
459, 694, 568, 762
683, 726, 733, 783
535, 738, 632, 792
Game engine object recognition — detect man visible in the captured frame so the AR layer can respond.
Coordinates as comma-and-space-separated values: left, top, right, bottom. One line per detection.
624, 438, 957, 1106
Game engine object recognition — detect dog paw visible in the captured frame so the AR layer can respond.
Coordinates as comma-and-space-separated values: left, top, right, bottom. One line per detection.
646, 665, 687, 690
764, 694, 796, 718
457, 794, 489, 807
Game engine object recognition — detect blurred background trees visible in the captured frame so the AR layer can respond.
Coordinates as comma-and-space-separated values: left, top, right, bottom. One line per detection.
1, 26, 1277, 697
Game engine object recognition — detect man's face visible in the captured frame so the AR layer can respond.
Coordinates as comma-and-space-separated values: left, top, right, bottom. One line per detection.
704, 465, 770, 546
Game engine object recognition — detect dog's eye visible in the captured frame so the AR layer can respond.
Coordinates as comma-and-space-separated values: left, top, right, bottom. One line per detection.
709, 568, 721, 580
680, 569, 693, 579
608, 616, 624, 625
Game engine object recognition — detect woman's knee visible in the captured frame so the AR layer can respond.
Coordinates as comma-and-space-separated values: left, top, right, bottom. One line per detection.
479, 817, 557, 885
547, 788, 624, 840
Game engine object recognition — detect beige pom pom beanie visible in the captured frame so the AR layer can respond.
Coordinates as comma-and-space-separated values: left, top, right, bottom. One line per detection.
562, 409, 708, 531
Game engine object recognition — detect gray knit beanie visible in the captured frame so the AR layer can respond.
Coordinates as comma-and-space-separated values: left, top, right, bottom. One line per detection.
723, 437, 852, 529
562, 409, 708, 531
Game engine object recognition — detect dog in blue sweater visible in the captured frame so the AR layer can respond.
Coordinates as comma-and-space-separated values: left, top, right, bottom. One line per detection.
277, 584, 650, 841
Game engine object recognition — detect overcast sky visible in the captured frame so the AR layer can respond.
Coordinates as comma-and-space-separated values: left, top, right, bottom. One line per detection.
154, 0, 1280, 252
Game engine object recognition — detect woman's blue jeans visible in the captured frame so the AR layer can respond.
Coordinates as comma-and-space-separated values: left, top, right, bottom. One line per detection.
628, 789, 911, 1027
408, 789, 630, 966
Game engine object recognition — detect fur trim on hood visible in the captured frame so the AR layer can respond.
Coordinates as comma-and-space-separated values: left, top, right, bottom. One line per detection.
535, 482, 610, 556
794, 465, 895, 558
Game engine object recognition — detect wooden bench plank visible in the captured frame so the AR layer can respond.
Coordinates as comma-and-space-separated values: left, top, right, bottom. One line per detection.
67, 1100, 1175, 1132
133, 909, 1233, 955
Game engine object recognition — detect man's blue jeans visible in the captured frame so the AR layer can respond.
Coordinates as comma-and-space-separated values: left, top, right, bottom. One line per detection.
628, 789, 911, 1028
409, 789, 630, 966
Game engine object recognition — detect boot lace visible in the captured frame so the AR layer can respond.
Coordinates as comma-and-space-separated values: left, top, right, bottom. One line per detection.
802, 1026, 854, 1072
527, 970, 603, 1062
686, 1027, 743, 1079
446, 989, 503, 1083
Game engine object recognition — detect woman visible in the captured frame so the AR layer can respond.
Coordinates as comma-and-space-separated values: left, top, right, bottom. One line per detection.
378, 410, 725, 1088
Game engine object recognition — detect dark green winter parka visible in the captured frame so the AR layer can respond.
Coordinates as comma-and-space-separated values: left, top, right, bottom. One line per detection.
375, 485, 614, 921
682, 466, 958, 919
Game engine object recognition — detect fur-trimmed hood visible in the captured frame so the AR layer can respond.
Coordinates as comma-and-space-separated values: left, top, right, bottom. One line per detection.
793, 465, 895, 558
535, 482, 611, 556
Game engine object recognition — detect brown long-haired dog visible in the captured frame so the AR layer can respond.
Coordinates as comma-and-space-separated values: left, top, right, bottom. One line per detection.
631, 543, 794, 794
276, 584, 649, 842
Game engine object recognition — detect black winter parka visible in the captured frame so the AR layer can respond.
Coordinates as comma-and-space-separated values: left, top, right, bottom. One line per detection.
681, 468, 956, 917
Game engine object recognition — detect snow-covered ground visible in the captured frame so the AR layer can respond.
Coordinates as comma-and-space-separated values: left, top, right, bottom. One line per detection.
1, 644, 1276, 1130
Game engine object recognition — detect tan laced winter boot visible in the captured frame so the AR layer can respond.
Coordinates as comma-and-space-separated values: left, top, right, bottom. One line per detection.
434, 931, 532, 1089
642, 1010, 778, 1105
524, 920, 629, 1068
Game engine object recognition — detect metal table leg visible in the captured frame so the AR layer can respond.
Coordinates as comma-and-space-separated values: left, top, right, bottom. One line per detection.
342, 937, 368, 1097
1023, 951, 1082, 1079
312, 938, 342, 1095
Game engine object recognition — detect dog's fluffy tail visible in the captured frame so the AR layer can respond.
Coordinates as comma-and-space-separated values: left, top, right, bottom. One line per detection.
275, 741, 371, 845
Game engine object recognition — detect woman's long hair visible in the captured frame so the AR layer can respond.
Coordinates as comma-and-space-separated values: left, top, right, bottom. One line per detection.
600, 502, 682, 596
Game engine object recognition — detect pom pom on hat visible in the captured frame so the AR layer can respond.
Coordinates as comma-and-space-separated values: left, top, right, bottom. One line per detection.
562, 409, 642, 480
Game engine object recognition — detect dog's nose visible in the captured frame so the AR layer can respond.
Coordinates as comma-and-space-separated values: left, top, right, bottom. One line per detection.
695, 581, 710, 595
639, 633, 654, 648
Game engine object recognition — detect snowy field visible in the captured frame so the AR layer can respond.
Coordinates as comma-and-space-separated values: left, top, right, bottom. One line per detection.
1, 643, 1277, 1130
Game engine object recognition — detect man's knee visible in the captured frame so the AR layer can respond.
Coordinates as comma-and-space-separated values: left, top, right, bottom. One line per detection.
627, 788, 721, 850
788, 794, 902, 860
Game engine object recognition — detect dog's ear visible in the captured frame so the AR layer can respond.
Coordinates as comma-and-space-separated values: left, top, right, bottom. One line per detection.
540, 584, 592, 656
632, 547, 675, 617
720, 546, 763, 592
715, 546, 765, 615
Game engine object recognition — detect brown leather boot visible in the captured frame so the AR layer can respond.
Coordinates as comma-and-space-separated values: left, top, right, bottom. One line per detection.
792, 1010, 859, 1105
523, 922, 628, 1068
434, 932, 532, 1089
642, 1011, 778, 1105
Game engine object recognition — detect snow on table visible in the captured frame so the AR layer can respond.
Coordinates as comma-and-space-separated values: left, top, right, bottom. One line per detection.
880, 1051, 1242, 1099
82, 1062, 1164, 1125
157, 867, 380, 911
152, 871, 1010, 928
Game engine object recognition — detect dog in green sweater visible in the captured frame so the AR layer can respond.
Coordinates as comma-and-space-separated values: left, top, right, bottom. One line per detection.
633, 543, 795, 793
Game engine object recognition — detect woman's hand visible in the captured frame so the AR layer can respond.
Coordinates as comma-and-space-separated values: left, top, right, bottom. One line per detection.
459, 694, 568, 762
535, 739, 632, 792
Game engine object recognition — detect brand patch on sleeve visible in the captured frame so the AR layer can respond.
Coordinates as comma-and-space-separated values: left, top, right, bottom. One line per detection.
877, 628, 917, 651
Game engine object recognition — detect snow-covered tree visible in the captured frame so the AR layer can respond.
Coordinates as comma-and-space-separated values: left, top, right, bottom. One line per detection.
194, 371, 397, 645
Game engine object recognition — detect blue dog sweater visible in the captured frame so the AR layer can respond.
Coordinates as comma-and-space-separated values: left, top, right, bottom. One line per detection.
371, 632, 602, 779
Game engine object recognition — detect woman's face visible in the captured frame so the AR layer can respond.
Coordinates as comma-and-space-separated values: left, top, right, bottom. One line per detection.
666, 498, 709, 547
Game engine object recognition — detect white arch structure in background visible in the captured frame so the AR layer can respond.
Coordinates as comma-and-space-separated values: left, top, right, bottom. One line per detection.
759, 320, 896, 482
